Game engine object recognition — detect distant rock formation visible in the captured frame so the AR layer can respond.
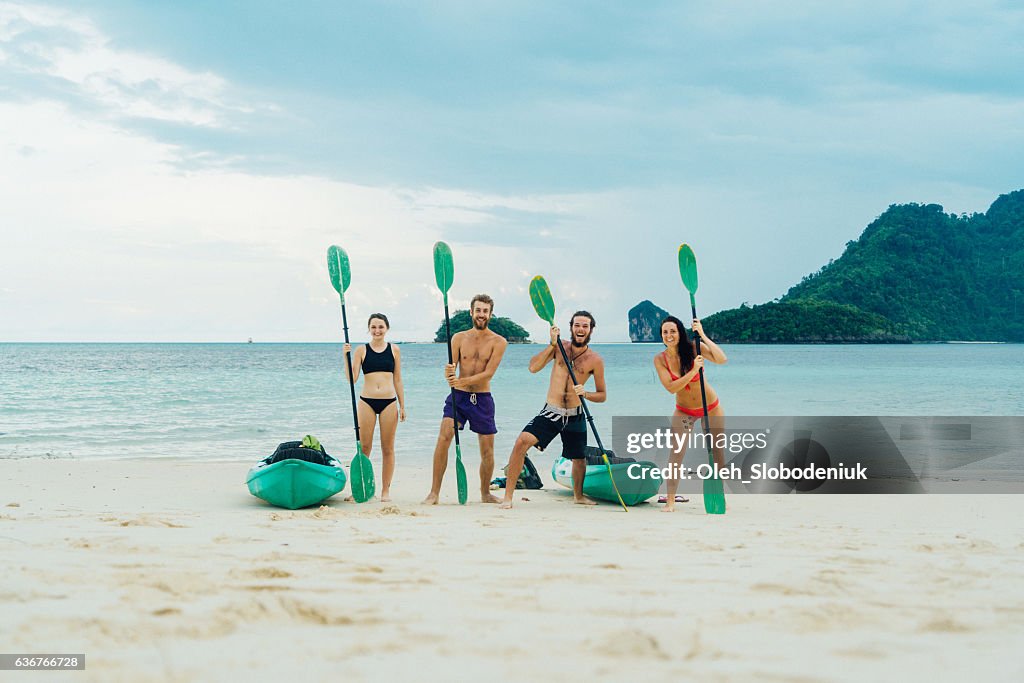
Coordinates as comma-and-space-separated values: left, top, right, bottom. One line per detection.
629, 300, 670, 342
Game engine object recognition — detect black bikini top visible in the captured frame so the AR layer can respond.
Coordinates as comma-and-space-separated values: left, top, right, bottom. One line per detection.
362, 343, 395, 375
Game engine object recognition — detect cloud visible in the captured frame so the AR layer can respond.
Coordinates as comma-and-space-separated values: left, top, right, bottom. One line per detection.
0, 1, 249, 126
0, 96, 603, 341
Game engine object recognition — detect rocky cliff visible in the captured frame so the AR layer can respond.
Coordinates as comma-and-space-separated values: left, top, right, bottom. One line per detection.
628, 300, 670, 342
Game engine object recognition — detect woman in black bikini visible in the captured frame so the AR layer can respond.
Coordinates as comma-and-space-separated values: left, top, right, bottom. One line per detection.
343, 313, 405, 502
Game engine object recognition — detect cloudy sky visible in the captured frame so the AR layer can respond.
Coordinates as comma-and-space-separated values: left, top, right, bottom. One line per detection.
2, 1, 1022, 342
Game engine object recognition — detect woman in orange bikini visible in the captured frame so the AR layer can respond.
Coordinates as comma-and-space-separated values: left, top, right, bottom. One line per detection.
343, 313, 405, 502
653, 315, 728, 512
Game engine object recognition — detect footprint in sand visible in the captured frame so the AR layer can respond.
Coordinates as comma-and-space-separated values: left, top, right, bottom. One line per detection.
359, 535, 393, 544
587, 629, 670, 661
102, 516, 187, 528
920, 616, 972, 633
247, 567, 292, 579
220, 596, 362, 627
312, 506, 345, 520
228, 567, 292, 581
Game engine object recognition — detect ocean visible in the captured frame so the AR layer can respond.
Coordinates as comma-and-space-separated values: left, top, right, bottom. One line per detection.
2, 343, 1023, 464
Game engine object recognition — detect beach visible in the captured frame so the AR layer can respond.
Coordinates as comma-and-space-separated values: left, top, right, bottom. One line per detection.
3, 458, 1023, 682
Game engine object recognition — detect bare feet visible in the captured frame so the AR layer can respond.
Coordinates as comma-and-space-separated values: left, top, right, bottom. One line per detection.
661, 503, 675, 513
422, 492, 439, 505
346, 494, 384, 503
499, 498, 514, 509
481, 493, 502, 504
574, 495, 598, 506
381, 492, 392, 503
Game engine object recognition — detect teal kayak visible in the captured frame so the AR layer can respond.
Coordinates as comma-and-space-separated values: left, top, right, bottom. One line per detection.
247, 441, 347, 509
551, 449, 660, 506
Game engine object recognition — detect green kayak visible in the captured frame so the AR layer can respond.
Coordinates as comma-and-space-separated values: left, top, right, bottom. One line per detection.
551, 448, 660, 506
247, 441, 347, 509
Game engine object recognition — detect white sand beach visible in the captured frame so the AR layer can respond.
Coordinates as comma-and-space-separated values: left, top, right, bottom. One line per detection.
2, 458, 1023, 682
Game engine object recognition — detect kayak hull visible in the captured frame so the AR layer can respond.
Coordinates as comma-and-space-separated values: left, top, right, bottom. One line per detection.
552, 456, 660, 506
246, 459, 347, 509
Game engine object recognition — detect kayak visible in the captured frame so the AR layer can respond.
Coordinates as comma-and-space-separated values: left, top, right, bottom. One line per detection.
247, 442, 347, 509
551, 448, 660, 506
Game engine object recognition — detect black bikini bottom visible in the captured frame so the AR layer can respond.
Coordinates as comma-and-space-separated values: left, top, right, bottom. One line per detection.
360, 396, 397, 415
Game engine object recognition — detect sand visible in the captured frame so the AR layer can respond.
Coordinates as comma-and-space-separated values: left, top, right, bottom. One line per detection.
1, 458, 1023, 682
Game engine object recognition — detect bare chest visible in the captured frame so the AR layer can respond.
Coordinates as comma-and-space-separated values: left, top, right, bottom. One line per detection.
559, 349, 598, 379
460, 339, 496, 365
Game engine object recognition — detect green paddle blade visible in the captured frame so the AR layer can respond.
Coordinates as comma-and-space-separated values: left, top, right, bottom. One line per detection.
349, 449, 376, 503
433, 241, 454, 293
327, 245, 352, 296
455, 447, 468, 505
703, 468, 726, 515
529, 276, 556, 324
678, 243, 699, 294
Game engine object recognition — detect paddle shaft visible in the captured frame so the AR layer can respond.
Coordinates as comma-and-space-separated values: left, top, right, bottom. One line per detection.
442, 296, 461, 449
551, 336, 628, 510
688, 294, 713, 438
339, 300, 361, 443
551, 338, 607, 454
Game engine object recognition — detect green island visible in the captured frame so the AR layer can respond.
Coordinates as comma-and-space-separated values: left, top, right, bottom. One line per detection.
433, 310, 531, 343
701, 189, 1024, 343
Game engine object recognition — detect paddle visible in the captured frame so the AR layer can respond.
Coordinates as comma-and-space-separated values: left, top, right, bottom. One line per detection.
528, 276, 628, 512
677, 244, 726, 515
327, 245, 375, 503
433, 241, 468, 505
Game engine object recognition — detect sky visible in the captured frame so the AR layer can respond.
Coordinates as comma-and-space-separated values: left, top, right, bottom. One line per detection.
1, 1, 1022, 342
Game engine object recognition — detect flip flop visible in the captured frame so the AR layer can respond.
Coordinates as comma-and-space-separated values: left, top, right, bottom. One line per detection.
658, 494, 689, 504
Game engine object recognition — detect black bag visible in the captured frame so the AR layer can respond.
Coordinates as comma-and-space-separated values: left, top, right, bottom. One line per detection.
265, 440, 334, 467
583, 446, 635, 467
491, 455, 544, 490
519, 455, 543, 489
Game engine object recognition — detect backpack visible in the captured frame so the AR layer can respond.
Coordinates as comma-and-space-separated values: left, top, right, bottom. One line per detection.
491, 455, 544, 490
264, 436, 336, 467
583, 446, 635, 466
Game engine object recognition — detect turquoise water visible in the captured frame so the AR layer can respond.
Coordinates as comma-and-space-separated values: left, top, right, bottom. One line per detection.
1, 343, 1023, 461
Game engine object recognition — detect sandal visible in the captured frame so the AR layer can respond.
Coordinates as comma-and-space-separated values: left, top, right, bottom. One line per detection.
658, 494, 689, 503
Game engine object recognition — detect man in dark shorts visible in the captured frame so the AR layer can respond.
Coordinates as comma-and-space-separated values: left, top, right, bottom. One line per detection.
500, 311, 606, 509
423, 294, 508, 505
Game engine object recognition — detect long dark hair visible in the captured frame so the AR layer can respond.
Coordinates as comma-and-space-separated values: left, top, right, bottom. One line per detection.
660, 315, 696, 373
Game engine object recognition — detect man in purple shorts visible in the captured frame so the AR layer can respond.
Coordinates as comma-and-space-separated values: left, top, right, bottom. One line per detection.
423, 294, 508, 505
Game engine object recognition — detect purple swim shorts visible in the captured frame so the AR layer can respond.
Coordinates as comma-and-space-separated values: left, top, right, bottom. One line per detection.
442, 390, 497, 435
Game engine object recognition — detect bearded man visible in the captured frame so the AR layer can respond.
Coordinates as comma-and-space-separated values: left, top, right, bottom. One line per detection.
500, 311, 606, 509
423, 294, 508, 505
